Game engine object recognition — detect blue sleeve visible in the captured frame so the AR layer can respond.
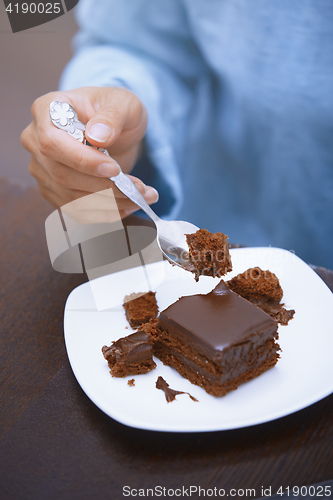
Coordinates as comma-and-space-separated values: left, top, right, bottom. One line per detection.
59, 0, 204, 219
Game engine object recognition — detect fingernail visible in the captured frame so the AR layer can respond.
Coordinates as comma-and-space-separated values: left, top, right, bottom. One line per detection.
97, 162, 121, 177
144, 187, 159, 202
87, 123, 113, 143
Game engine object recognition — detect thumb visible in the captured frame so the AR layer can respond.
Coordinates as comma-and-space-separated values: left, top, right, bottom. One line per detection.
84, 88, 146, 150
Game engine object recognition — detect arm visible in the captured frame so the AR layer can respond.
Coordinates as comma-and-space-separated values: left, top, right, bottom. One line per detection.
22, 0, 203, 218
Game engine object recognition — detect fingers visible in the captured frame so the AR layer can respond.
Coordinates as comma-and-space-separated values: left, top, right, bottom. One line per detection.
28, 155, 159, 215
85, 87, 147, 153
26, 120, 121, 178
23, 87, 147, 177
37, 179, 158, 224
22, 123, 114, 189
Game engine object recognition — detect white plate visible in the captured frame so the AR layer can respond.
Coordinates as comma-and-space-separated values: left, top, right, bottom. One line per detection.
64, 247, 333, 432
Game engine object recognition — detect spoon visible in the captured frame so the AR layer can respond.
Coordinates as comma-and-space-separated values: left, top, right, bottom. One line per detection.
49, 101, 199, 268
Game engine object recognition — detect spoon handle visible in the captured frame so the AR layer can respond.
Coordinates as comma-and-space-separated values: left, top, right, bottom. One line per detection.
111, 171, 160, 224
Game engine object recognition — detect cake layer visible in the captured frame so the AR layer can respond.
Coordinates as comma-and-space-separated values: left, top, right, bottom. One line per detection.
154, 340, 279, 396
226, 267, 295, 325
227, 267, 283, 302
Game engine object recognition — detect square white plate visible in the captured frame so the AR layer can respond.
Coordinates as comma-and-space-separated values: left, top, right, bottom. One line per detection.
64, 247, 333, 432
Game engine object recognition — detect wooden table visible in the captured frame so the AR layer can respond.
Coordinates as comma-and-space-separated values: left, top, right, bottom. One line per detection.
1, 177, 332, 500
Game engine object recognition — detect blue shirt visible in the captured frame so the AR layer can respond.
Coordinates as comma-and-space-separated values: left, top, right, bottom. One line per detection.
60, 0, 333, 268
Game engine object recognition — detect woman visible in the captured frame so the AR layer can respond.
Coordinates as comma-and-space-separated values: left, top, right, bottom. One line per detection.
21, 0, 333, 268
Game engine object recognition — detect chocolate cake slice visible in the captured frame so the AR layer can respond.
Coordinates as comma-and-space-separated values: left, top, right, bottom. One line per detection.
185, 229, 232, 280
152, 281, 279, 396
123, 291, 159, 328
226, 267, 295, 325
102, 331, 156, 377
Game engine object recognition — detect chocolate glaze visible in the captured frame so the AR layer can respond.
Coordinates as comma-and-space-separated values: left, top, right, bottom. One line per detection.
159, 281, 276, 353
103, 331, 151, 358
155, 376, 198, 403
102, 331, 156, 377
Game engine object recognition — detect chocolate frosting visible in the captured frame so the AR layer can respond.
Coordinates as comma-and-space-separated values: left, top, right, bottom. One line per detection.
159, 281, 276, 352
102, 330, 156, 377
111, 331, 151, 353
155, 376, 198, 403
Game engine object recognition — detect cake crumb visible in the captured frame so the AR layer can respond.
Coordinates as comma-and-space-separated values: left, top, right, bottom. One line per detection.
123, 291, 159, 328
128, 379, 135, 387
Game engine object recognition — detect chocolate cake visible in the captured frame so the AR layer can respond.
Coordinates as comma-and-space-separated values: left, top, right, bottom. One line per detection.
226, 267, 295, 325
185, 229, 232, 280
152, 281, 280, 396
102, 331, 156, 377
123, 291, 159, 328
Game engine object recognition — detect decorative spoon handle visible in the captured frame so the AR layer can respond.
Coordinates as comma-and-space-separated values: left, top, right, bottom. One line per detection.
49, 100, 108, 153
110, 171, 160, 223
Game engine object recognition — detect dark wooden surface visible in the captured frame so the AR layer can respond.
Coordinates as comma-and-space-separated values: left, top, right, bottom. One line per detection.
0, 177, 332, 500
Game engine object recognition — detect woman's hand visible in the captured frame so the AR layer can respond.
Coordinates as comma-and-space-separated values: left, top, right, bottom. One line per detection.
21, 87, 159, 220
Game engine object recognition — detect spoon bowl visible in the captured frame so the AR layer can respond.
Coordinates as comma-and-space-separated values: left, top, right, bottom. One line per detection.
110, 171, 199, 268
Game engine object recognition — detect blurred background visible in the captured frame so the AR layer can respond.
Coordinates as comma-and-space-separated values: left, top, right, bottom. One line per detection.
0, 3, 78, 185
